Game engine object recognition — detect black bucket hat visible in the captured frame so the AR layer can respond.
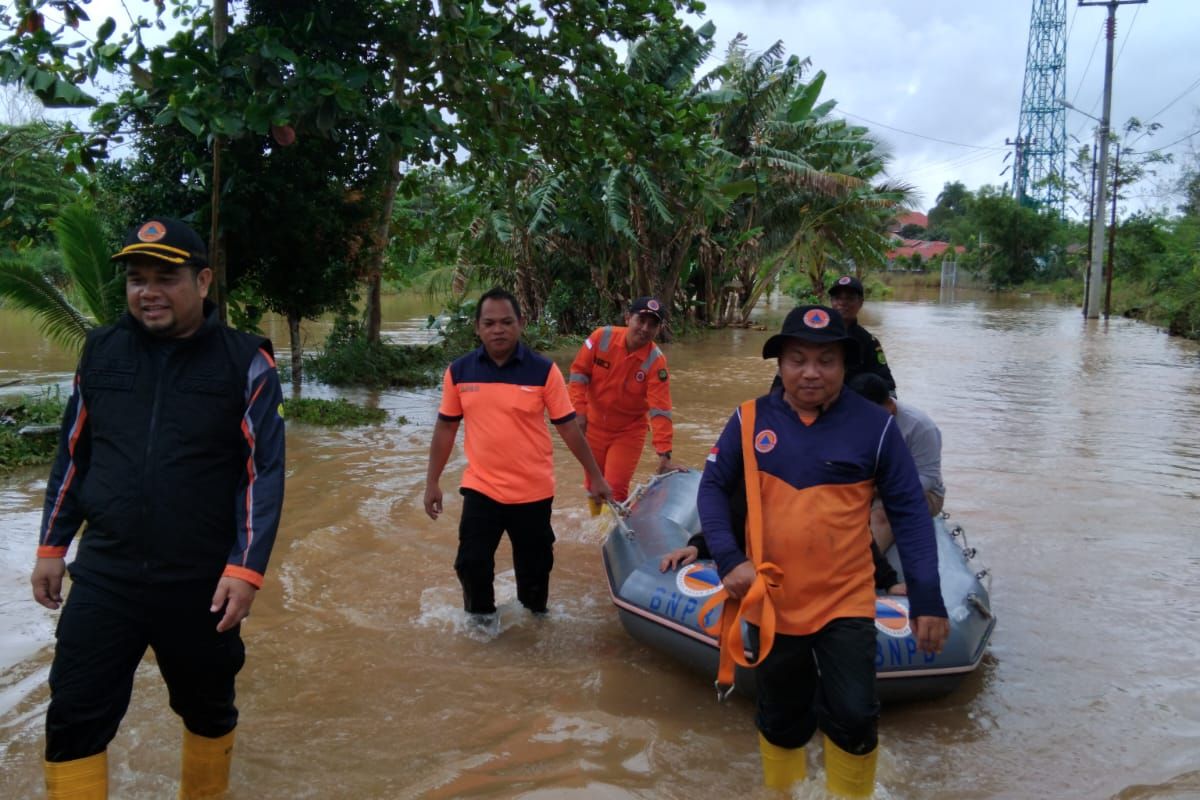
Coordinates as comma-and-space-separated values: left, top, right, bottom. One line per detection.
762, 305, 856, 359
111, 217, 208, 268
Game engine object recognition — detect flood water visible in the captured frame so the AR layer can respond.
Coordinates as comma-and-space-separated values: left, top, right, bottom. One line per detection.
1, 290, 1198, 799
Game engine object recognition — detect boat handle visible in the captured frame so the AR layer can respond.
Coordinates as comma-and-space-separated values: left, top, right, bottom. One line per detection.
967, 592, 993, 621
608, 501, 635, 539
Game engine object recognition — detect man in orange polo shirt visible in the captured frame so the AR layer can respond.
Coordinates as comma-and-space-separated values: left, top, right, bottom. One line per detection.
424, 288, 611, 617
568, 297, 680, 507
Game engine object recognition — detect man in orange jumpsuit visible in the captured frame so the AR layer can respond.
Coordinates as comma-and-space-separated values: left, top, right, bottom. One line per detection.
568, 297, 680, 505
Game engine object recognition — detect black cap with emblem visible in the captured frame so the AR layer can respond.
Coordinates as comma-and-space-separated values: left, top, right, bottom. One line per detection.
111, 217, 208, 268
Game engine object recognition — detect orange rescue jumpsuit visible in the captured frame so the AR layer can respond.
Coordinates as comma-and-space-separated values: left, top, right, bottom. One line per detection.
568, 325, 673, 502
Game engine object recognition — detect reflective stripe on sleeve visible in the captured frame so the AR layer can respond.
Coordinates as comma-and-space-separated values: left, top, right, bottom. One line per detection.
641, 346, 663, 372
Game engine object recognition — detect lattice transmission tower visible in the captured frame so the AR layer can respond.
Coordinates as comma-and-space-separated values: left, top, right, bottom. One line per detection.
1015, 0, 1067, 214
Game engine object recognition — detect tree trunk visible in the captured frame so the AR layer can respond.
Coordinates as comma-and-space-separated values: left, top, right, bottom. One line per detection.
365, 52, 407, 344
740, 246, 797, 322
288, 311, 302, 396
209, 0, 229, 323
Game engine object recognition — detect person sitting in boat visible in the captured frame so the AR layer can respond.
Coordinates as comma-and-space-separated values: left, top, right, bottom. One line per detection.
847, 372, 945, 553
567, 296, 682, 510
659, 531, 906, 595
695, 303, 947, 796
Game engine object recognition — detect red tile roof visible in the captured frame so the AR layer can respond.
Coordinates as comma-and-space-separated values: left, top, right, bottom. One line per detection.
886, 239, 965, 260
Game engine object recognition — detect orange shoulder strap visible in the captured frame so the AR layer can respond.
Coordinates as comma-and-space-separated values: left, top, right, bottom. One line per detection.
699, 399, 784, 700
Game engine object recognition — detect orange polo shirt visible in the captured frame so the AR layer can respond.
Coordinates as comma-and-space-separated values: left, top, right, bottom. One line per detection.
438, 343, 576, 504
567, 325, 673, 454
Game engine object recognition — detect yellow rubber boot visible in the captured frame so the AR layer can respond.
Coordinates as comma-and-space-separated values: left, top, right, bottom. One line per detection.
179, 728, 235, 799
823, 734, 877, 798
44, 751, 107, 799
588, 497, 604, 516
759, 732, 806, 791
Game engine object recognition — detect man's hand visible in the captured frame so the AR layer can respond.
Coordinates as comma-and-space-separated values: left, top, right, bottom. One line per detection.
32, 557, 66, 610
423, 481, 444, 520
587, 473, 613, 504
659, 546, 698, 572
887, 582, 907, 596
721, 560, 756, 599
655, 454, 684, 474
211, 576, 257, 633
912, 615, 949, 655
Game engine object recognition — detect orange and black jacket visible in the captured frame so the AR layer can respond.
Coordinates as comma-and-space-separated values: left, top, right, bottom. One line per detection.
697, 387, 944, 632
38, 304, 285, 591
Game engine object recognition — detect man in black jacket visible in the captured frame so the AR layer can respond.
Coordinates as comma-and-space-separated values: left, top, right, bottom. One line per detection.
31, 217, 285, 799
828, 275, 897, 394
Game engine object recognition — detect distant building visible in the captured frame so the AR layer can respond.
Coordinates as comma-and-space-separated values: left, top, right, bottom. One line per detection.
888, 211, 929, 234
885, 238, 966, 270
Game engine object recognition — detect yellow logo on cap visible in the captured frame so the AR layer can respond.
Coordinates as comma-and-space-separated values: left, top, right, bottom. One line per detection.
137, 221, 167, 242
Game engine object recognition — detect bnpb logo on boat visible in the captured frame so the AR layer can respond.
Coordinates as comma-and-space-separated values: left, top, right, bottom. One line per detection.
675, 563, 723, 597
875, 597, 911, 638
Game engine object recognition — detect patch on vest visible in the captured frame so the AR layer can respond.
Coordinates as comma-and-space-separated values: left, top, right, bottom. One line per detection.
657, 368, 668, 381
594, 358, 611, 369
635, 370, 646, 382
754, 429, 777, 453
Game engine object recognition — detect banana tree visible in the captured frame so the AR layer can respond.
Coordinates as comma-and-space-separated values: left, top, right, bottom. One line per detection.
0, 203, 124, 352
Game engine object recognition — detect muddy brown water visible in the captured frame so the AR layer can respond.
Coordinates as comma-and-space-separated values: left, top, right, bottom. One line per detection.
2, 291, 1198, 799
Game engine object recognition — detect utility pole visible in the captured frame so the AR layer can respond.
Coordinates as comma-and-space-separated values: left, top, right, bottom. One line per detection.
1078, 0, 1146, 320
1105, 142, 1121, 318
1006, 137, 1033, 203
1083, 149, 1098, 316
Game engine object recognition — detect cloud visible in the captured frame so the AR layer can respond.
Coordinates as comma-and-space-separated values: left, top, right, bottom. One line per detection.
689, 0, 1198, 214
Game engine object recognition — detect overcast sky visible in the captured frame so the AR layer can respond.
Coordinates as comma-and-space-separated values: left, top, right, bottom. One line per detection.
685, 0, 1198, 216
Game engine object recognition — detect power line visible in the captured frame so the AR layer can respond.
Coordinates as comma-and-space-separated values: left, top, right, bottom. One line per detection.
897, 148, 999, 179
1144, 127, 1200, 154
838, 110, 1007, 151
1144, 73, 1200, 122
1070, 22, 1104, 105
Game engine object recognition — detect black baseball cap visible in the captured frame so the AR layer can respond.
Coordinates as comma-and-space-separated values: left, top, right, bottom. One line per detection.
629, 296, 664, 321
762, 305, 856, 359
828, 275, 864, 297
111, 217, 209, 268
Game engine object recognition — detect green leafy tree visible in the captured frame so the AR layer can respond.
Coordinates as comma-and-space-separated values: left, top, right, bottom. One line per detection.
970, 186, 1060, 287
0, 121, 89, 249
926, 181, 974, 243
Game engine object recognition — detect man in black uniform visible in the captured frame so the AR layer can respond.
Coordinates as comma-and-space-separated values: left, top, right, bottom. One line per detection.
828, 275, 896, 394
31, 217, 286, 799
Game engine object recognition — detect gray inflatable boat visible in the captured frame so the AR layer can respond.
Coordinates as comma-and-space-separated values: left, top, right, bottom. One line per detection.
600, 469, 996, 702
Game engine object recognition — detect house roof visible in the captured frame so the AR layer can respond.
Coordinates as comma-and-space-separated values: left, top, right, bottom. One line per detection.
886, 239, 965, 260
890, 211, 929, 231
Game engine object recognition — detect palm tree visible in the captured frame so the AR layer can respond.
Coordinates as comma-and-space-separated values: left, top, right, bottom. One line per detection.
0, 203, 124, 352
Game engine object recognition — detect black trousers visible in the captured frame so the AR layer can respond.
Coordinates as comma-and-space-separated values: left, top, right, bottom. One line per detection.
750, 617, 880, 754
45, 577, 245, 762
455, 489, 555, 614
